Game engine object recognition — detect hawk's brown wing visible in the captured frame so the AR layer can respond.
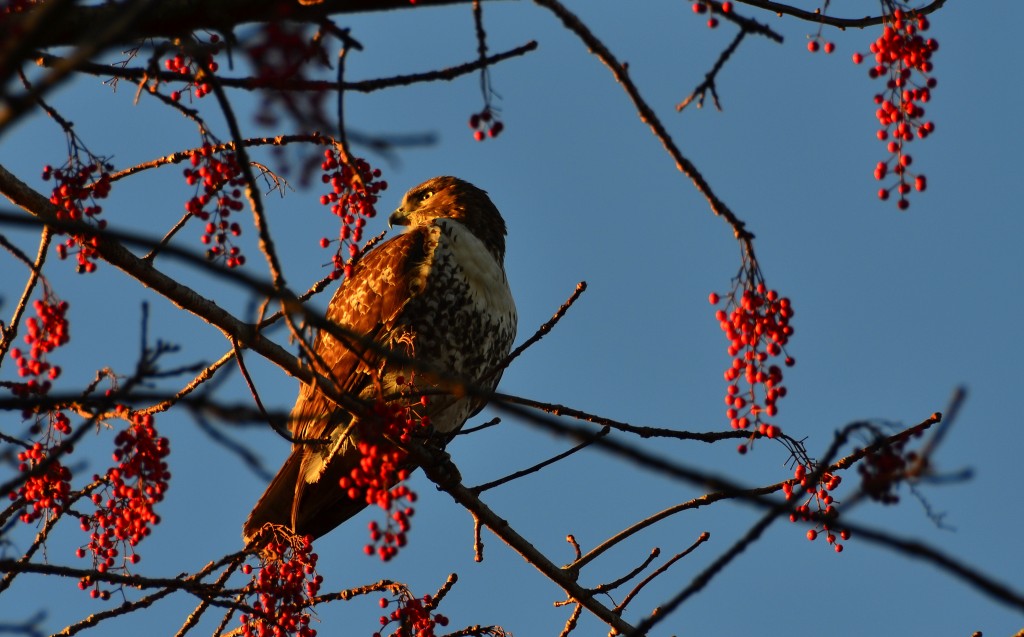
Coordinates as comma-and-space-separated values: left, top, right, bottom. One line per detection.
243, 229, 429, 543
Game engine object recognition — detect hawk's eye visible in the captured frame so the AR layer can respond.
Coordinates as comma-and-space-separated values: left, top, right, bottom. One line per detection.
417, 190, 434, 203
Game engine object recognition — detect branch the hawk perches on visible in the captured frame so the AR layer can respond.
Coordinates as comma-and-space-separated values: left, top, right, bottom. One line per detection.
243, 176, 517, 544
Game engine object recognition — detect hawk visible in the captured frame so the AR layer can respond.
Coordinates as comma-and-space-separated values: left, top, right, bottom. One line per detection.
243, 176, 516, 544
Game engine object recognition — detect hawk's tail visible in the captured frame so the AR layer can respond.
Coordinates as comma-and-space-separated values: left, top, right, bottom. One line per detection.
242, 448, 303, 546
242, 444, 372, 547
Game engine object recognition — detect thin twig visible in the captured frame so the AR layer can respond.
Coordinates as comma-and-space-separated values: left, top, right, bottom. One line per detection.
615, 532, 710, 614
487, 281, 586, 380
677, 29, 746, 112
495, 392, 749, 443
0, 227, 51, 363
35, 40, 538, 95
533, 0, 754, 245
593, 547, 660, 595
557, 603, 582, 637
470, 425, 609, 493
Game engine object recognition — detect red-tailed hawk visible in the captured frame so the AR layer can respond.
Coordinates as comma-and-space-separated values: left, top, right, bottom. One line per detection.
244, 176, 516, 544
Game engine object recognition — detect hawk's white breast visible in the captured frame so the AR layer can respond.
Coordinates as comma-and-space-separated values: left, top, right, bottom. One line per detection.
428, 218, 516, 322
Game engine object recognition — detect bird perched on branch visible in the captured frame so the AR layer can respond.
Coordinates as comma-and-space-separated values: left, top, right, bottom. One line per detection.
244, 176, 516, 545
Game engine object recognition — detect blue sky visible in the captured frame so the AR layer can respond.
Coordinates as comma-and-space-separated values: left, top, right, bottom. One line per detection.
2, 1, 1022, 635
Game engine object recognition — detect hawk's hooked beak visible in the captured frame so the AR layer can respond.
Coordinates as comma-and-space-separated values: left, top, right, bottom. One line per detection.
388, 207, 411, 228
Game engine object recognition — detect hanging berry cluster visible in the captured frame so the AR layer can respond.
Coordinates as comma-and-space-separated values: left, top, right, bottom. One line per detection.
43, 158, 112, 273
689, 1, 733, 29
852, 8, 937, 210
468, 108, 504, 142
709, 262, 794, 452
7, 291, 73, 524
11, 442, 72, 525
75, 409, 170, 599
375, 590, 449, 637
183, 142, 247, 268
859, 434, 918, 504
340, 395, 428, 562
468, 1, 506, 141
8, 293, 68, 401
246, 23, 329, 129
1, 1, 38, 16
783, 463, 850, 553
163, 44, 220, 102
803, 0, 835, 52
240, 534, 321, 637
317, 150, 387, 279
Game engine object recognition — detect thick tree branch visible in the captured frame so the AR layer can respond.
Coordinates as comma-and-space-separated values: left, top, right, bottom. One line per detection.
735, 0, 948, 29
9, 0, 487, 49
410, 443, 644, 636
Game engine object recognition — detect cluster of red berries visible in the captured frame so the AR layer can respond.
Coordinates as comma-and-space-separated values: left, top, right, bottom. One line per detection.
852, 9, 937, 210
8, 295, 68, 400
164, 49, 219, 101
859, 435, 916, 504
10, 442, 72, 524
241, 535, 321, 637
709, 274, 794, 452
784, 463, 850, 553
375, 591, 449, 637
43, 161, 112, 273
7, 294, 74, 525
1, 0, 39, 15
247, 24, 328, 129
807, 37, 836, 54
318, 151, 386, 279
468, 108, 504, 142
75, 410, 170, 597
339, 397, 428, 561
183, 143, 247, 268
690, 1, 732, 29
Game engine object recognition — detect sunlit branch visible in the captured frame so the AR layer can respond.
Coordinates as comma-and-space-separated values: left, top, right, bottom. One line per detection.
0, 227, 51, 364
33, 40, 538, 96
734, 0, 947, 29
533, 0, 756, 247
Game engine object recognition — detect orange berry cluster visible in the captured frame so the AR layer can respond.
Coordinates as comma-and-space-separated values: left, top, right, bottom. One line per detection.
10, 442, 72, 524
341, 399, 427, 562
468, 108, 504, 142
375, 591, 449, 637
241, 535, 321, 637
690, 1, 732, 29
164, 50, 219, 102
8, 296, 68, 400
317, 151, 387, 279
183, 143, 247, 268
1, 0, 37, 15
246, 24, 326, 129
853, 9, 937, 210
784, 463, 850, 553
43, 160, 112, 273
859, 435, 916, 504
709, 276, 794, 452
7, 294, 74, 524
806, 37, 836, 54
75, 410, 170, 599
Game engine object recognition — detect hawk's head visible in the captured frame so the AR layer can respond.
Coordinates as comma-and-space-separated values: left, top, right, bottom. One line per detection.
389, 176, 507, 260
